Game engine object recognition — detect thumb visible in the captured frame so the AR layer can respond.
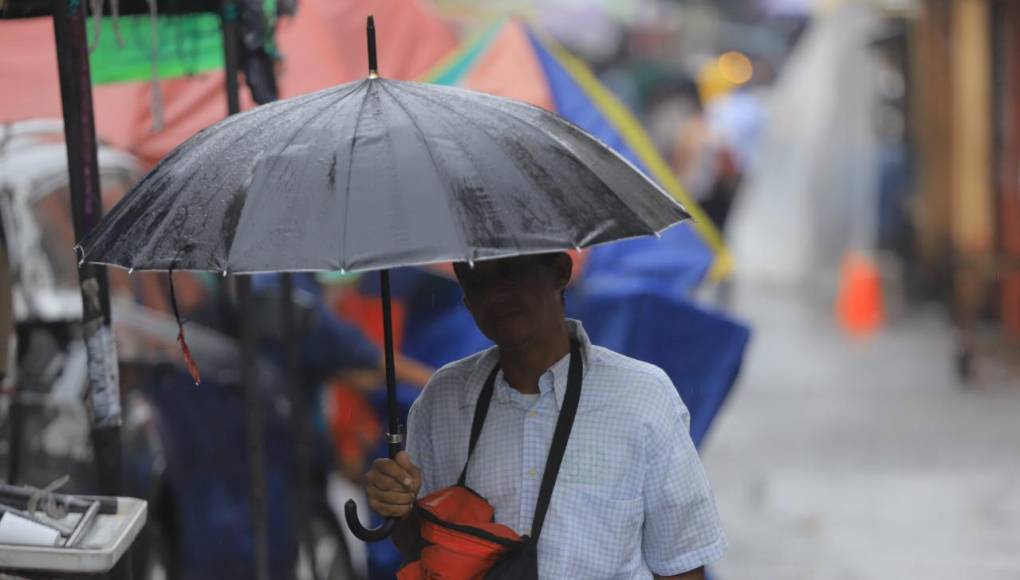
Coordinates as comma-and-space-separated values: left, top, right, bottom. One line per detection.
395, 451, 421, 485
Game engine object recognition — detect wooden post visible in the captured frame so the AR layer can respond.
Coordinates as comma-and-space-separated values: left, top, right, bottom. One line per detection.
909, 0, 955, 292
950, 0, 994, 377
996, 0, 1020, 340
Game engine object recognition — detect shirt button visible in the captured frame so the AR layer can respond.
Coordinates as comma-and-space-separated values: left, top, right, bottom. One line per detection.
527, 468, 536, 477
527, 410, 537, 418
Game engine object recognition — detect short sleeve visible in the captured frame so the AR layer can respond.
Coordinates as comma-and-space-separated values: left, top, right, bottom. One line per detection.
641, 372, 727, 574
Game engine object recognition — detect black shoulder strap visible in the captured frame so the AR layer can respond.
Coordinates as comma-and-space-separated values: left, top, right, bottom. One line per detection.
457, 337, 584, 543
458, 362, 501, 487
530, 337, 582, 541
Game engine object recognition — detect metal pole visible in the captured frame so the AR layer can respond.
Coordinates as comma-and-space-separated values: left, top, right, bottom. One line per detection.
220, 3, 269, 577
51, 0, 130, 578
234, 276, 270, 580
221, 0, 242, 117
379, 270, 400, 458
281, 274, 320, 580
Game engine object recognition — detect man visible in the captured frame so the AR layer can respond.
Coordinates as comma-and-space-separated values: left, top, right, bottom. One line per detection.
365, 253, 726, 579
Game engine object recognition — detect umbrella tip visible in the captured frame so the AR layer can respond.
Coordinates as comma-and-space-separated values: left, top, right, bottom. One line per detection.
367, 15, 378, 78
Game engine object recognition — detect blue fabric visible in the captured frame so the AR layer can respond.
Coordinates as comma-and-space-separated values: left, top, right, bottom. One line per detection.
359, 270, 493, 369
581, 225, 712, 297
252, 273, 380, 383
567, 277, 749, 448
139, 369, 297, 580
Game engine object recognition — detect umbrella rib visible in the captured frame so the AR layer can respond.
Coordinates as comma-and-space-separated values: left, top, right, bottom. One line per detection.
114, 88, 352, 271
377, 81, 471, 261
401, 84, 631, 248
416, 88, 577, 245
226, 84, 367, 271
339, 82, 373, 272
467, 89, 665, 242
516, 106, 677, 236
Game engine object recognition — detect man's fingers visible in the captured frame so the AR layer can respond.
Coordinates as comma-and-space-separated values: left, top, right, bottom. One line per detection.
369, 489, 417, 506
394, 452, 422, 487
367, 496, 411, 519
370, 458, 415, 490
365, 468, 408, 492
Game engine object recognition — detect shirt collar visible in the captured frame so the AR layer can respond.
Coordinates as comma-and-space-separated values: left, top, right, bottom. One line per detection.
460, 319, 592, 410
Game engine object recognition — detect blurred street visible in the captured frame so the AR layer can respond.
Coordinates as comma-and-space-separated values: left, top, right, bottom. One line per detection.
704, 282, 1020, 580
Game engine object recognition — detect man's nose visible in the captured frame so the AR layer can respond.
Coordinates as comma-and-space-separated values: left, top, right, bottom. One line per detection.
477, 282, 515, 307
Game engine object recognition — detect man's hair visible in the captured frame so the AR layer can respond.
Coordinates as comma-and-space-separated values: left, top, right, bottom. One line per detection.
454, 252, 569, 306
541, 253, 568, 306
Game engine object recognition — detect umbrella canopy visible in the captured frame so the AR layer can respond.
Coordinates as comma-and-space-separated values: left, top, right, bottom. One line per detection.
422, 18, 731, 284
76, 77, 688, 274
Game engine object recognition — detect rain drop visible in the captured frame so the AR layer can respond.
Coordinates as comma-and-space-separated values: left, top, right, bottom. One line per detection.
222, 270, 228, 277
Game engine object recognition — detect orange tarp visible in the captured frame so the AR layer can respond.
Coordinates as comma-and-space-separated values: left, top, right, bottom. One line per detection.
461, 20, 554, 111
0, 0, 457, 165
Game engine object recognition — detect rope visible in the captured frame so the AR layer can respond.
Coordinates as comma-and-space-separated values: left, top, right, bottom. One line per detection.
168, 269, 201, 385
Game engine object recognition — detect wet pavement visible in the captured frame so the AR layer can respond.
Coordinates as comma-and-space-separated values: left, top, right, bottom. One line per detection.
702, 282, 1020, 580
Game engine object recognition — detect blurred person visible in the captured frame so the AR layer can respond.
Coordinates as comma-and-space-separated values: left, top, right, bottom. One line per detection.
688, 54, 767, 233
652, 78, 722, 205
365, 253, 726, 579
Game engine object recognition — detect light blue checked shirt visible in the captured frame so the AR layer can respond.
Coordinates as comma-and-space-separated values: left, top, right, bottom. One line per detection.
406, 320, 726, 578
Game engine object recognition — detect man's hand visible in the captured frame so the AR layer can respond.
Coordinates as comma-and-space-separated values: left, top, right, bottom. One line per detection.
365, 451, 422, 518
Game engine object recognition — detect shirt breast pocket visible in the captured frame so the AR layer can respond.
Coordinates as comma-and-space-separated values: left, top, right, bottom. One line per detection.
544, 488, 645, 579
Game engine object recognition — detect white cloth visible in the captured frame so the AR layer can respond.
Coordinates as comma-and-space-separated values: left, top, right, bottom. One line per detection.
406, 320, 726, 578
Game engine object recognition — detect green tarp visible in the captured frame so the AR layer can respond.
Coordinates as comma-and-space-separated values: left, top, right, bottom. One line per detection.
86, 14, 223, 84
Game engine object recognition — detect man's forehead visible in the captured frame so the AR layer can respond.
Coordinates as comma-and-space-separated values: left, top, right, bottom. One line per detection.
454, 254, 548, 274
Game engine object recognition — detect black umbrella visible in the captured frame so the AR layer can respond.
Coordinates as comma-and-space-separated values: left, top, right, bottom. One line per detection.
76, 17, 689, 541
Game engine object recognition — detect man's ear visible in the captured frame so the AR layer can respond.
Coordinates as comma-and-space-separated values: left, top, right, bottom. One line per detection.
552, 253, 573, 291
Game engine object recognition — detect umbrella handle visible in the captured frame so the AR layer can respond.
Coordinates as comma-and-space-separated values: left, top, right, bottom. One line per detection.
343, 501, 396, 542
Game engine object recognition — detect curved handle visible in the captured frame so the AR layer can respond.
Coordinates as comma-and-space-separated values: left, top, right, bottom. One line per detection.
344, 499, 397, 542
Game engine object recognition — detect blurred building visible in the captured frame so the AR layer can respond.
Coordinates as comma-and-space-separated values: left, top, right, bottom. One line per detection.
909, 0, 1020, 376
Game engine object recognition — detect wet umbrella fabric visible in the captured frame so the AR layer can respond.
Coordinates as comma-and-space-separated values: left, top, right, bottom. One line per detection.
76, 77, 688, 273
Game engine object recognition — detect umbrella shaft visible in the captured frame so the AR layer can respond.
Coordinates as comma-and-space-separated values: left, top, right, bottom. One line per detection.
379, 270, 401, 458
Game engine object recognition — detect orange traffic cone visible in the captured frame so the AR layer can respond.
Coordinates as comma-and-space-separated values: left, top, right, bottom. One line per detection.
836, 251, 884, 337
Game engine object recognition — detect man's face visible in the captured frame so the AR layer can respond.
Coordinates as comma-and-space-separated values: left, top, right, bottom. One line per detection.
454, 254, 571, 348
